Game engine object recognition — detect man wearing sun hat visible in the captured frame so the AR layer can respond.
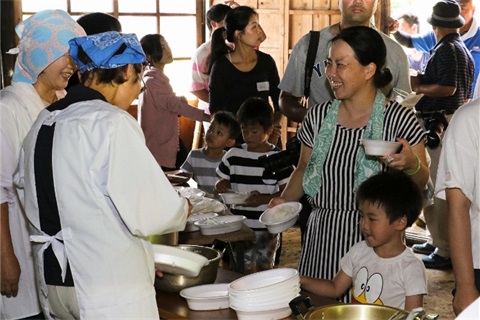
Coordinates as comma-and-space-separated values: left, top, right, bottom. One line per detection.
391, 0, 480, 93
409, 0, 475, 270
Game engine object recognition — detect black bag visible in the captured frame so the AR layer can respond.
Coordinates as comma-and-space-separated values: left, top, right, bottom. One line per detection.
303, 31, 320, 100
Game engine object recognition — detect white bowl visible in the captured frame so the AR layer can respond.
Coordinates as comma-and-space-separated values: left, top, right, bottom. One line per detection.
219, 192, 250, 205
259, 202, 302, 233
230, 292, 300, 312
232, 306, 292, 320
179, 283, 229, 310
185, 212, 219, 232
360, 139, 401, 156
194, 215, 246, 236
228, 268, 299, 294
152, 244, 208, 277
229, 285, 300, 308
229, 282, 301, 300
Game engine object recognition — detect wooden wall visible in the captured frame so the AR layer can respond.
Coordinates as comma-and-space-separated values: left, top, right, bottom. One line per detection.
2, 0, 390, 151
210, 0, 390, 77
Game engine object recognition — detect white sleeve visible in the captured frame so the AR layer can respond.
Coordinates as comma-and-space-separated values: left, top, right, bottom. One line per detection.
435, 103, 479, 202
106, 115, 188, 237
0, 97, 23, 203
340, 243, 359, 277
403, 256, 428, 296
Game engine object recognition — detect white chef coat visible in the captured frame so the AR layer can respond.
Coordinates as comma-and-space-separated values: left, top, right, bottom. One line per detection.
436, 101, 480, 269
15, 90, 188, 319
0, 82, 43, 319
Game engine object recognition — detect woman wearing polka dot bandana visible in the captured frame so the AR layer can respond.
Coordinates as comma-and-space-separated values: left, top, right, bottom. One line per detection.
0, 9, 84, 319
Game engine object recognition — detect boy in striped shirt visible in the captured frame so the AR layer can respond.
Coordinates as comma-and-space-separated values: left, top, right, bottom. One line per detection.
180, 111, 240, 196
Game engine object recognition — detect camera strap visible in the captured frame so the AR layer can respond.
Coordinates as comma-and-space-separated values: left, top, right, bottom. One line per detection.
304, 30, 320, 100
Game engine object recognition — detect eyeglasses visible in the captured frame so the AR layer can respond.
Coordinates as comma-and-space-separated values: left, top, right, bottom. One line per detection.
140, 78, 147, 94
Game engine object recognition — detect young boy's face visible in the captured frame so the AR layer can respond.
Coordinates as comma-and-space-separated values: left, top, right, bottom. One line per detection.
240, 123, 270, 151
205, 121, 234, 149
359, 201, 403, 249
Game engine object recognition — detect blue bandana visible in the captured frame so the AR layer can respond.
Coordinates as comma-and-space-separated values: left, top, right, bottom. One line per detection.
69, 31, 145, 72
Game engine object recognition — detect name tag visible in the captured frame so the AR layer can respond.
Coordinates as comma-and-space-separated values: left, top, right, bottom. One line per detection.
257, 81, 270, 92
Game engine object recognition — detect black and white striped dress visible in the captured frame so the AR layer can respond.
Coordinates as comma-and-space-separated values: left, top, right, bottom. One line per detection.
297, 100, 425, 281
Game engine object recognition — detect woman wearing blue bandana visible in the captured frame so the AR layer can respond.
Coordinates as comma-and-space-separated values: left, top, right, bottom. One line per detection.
270, 26, 429, 302
14, 32, 189, 319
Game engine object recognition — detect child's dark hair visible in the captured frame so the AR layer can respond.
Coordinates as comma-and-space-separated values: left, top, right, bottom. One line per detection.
211, 111, 241, 140
140, 34, 163, 65
356, 170, 422, 227
206, 4, 232, 32
236, 97, 273, 131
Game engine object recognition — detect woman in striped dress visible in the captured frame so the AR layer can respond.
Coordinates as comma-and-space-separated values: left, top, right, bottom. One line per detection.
270, 26, 429, 299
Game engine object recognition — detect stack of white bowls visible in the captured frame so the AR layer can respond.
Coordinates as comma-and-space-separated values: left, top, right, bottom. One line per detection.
228, 268, 301, 320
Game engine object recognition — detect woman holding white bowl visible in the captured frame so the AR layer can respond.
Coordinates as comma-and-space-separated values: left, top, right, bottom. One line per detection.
269, 26, 428, 301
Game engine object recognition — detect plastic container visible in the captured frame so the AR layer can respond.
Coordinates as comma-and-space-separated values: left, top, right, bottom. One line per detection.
259, 202, 302, 233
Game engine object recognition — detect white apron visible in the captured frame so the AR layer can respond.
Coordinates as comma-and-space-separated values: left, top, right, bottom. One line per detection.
0, 82, 44, 319
15, 99, 188, 319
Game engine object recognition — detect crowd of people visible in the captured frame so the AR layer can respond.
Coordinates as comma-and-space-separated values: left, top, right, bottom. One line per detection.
1, 0, 479, 318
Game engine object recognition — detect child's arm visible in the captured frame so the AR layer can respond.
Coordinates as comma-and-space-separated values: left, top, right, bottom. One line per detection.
177, 96, 211, 122
244, 190, 282, 207
214, 178, 231, 193
164, 169, 193, 185
300, 270, 352, 299
244, 177, 290, 207
404, 294, 424, 311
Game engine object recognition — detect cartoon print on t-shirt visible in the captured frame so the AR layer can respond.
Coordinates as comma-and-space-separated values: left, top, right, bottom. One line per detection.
351, 266, 384, 305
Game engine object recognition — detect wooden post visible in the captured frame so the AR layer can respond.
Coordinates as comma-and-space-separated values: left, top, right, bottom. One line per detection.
1, 0, 22, 89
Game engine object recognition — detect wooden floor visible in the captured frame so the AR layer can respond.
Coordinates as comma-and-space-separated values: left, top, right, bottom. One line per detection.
279, 224, 456, 320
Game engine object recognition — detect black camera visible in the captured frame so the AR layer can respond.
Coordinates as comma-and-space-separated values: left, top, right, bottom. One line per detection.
424, 113, 449, 149
259, 136, 301, 173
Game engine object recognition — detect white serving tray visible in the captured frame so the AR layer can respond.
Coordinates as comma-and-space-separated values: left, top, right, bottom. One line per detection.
194, 215, 246, 235
180, 283, 229, 310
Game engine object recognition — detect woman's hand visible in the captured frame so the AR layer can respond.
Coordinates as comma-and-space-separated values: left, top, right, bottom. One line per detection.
186, 198, 193, 218
224, 0, 240, 8
1, 251, 20, 298
380, 138, 417, 171
155, 268, 164, 278
267, 197, 286, 208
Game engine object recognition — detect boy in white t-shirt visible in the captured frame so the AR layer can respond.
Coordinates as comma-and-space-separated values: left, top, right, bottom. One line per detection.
301, 171, 427, 311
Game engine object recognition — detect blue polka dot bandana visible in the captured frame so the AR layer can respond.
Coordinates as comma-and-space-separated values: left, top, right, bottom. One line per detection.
69, 32, 146, 72
10, 9, 86, 84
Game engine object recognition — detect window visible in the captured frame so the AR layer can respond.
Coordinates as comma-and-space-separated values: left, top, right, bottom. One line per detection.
20, 0, 206, 99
